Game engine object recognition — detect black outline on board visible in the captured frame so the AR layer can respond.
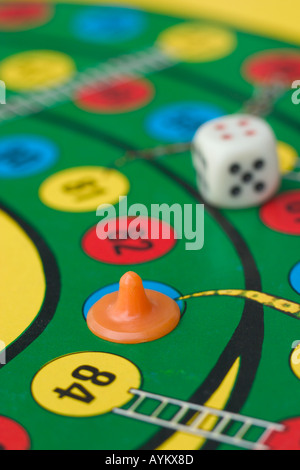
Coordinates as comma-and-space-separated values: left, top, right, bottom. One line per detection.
0, 202, 61, 370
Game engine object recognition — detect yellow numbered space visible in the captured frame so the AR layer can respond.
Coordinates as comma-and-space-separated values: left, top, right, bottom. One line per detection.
0, 50, 75, 91
290, 344, 300, 379
277, 141, 299, 174
39, 166, 130, 212
157, 23, 237, 62
0, 209, 46, 348
31, 352, 141, 417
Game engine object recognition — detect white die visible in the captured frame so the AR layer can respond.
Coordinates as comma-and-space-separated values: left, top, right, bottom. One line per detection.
192, 114, 280, 208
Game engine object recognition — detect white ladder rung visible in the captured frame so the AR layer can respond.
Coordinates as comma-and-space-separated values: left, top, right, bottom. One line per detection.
127, 395, 145, 413
190, 411, 210, 429
256, 423, 285, 449
213, 417, 231, 435
151, 400, 168, 418
234, 421, 251, 440
171, 406, 189, 424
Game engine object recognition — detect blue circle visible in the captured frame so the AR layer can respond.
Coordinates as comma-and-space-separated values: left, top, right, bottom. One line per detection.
0, 135, 58, 178
290, 262, 300, 295
146, 102, 224, 143
83, 281, 184, 319
72, 6, 147, 43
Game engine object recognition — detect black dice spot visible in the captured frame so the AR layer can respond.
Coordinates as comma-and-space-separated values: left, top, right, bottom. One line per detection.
229, 163, 240, 174
242, 172, 252, 183
254, 159, 265, 170
230, 186, 241, 196
254, 182, 265, 192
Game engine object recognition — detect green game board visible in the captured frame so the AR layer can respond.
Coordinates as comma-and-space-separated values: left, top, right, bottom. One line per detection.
1, 1, 300, 451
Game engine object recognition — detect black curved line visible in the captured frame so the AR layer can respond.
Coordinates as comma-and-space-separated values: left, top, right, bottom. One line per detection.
139, 160, 264, 450
0, 202, 61, 369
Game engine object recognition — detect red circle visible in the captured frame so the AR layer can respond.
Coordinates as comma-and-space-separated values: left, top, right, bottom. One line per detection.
82, 216, 177, 265
0, 416, 30, 450
260, 190, 300, 235
243, 50, 300, 85
262, 418, 300, 450
0, 3, 52, 31
75, 77, 154, 114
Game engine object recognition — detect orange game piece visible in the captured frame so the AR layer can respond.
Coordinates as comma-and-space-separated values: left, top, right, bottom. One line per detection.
87, 272, 180, 344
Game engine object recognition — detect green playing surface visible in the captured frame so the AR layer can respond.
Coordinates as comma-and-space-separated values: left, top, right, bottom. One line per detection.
1, 1, 300, 451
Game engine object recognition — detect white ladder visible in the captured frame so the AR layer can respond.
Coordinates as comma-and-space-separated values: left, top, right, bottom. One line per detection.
113, 389, 284, 450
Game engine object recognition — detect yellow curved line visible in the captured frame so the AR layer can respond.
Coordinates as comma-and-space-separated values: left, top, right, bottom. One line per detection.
156, 358, 240, 450
178, 290, 300, 319
0, 209, 46, 349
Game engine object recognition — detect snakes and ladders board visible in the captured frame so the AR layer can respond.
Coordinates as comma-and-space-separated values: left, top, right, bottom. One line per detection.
1, 0, 300, 451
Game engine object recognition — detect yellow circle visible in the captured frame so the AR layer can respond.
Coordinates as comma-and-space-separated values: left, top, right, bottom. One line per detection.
31, 352, 141, 417
157, 23, 236, 63
290, 344, 300, 379
277, 141, 299, 174
0, 50, 75, 91
39, 166, 130, 212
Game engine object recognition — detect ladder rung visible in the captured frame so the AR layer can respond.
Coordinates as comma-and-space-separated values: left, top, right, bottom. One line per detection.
151, 400, 168, 418
190, 411, 210, 429
234, 422, 251, 440
127, 395, 145, 413
171, 406, 189, 424
256, 424, 285, 448
213, 417, 231, 435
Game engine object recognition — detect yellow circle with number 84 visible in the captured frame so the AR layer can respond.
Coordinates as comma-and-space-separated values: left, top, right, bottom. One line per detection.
31, 352, 142, 417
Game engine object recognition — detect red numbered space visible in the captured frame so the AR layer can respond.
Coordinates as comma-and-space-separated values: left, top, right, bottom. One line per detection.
260, 190, 300, 235
243, 50, 300, 85
82, 216, 177, 265
0, 3, 51, 30
75, 77, 154, 113
262, 418, 300, 450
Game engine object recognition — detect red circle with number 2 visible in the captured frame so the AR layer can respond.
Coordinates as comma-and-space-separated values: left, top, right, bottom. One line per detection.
82, 216, 176, 265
